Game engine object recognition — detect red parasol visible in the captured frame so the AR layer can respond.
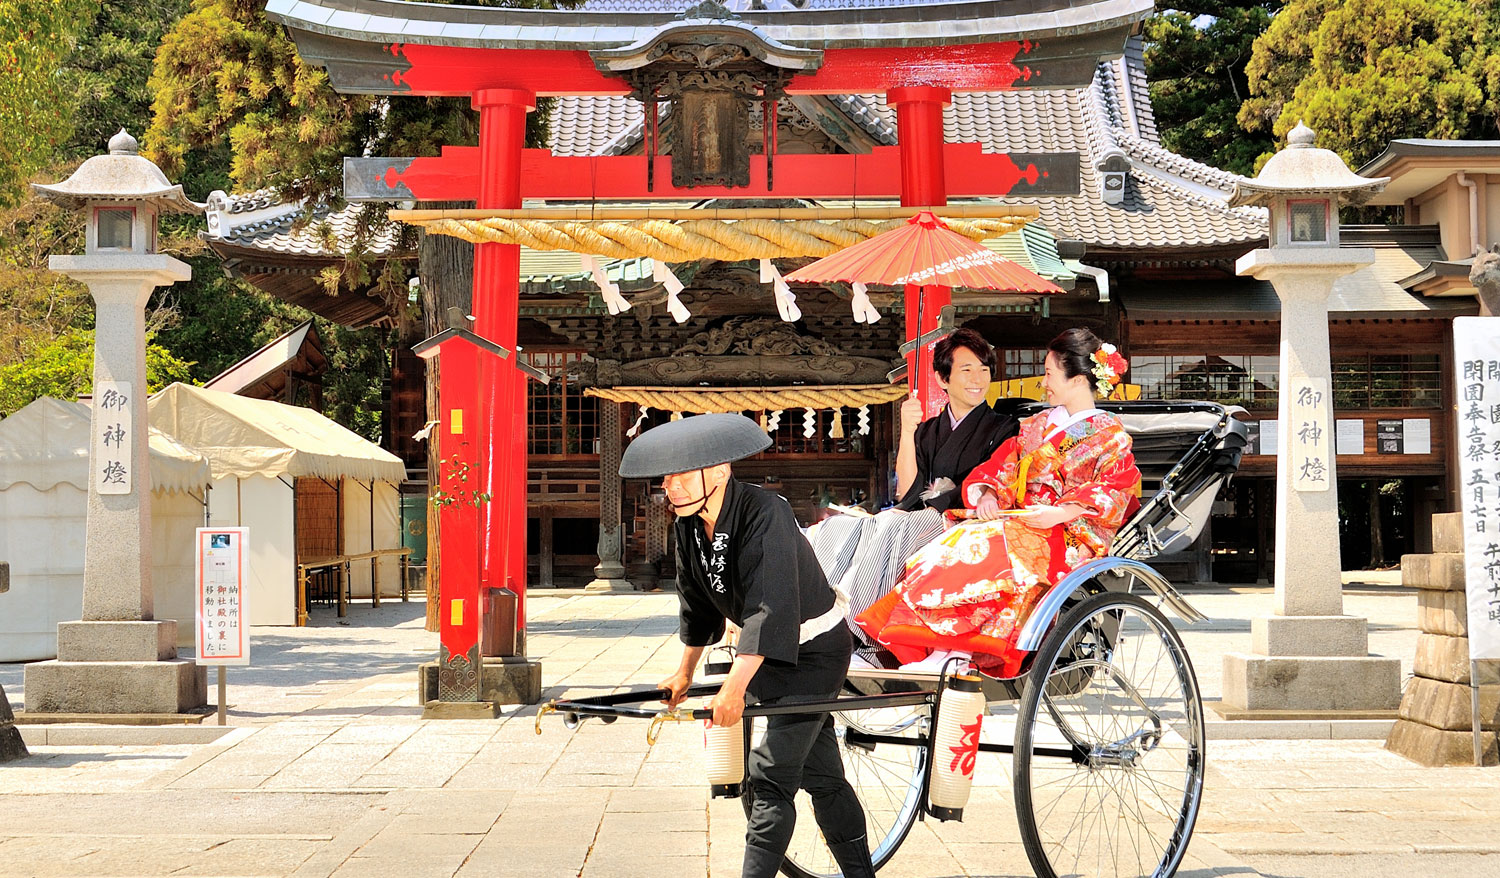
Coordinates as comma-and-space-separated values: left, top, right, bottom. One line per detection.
784, 210, 1065, 293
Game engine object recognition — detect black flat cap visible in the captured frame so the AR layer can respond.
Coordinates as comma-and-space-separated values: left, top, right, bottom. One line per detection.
619, 413, 771, 479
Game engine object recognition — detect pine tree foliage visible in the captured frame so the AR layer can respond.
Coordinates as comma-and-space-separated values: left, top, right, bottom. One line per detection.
61, 1, 190, 161
1241, 0, 1496, 168
1145, 3, 1281, 175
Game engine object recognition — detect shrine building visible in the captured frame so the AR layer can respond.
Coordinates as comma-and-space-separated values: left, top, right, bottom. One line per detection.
200, 0, 1480, 592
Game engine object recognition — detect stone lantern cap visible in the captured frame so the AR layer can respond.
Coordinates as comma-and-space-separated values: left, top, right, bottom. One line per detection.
30, 130, 203, 214
1229, 122, 1389, 208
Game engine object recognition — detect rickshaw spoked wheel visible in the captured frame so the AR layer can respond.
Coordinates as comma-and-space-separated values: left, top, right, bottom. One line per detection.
1014, 591, 1205, 878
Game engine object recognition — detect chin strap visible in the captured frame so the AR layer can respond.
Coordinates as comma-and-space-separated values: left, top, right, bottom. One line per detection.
667, 469, 721, 516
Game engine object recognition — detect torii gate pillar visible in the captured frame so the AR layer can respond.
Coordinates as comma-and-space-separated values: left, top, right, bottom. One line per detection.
472, 88, 534, 648
890, 86, 953, 417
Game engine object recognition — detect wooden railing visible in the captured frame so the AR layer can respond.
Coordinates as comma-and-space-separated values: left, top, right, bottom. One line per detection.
295, 547, 413, 627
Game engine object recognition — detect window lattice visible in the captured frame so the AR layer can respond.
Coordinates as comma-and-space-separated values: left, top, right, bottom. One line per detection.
525, 351, 600, 456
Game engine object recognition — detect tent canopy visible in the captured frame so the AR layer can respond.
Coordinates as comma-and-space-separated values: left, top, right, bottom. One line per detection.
147, 383, 405, 483
0, 397, 210, 494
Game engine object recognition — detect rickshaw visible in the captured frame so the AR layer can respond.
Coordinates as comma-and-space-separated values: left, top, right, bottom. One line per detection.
538, 400, 1249, 878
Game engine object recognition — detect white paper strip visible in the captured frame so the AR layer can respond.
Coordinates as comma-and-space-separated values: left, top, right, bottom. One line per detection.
627, 405, 650, 437
850, 282, 881, 324
857, 405, 871, 435
766, 409, 782, 433
583, 255, 631, 315
803, 408, 816, 438
1454, 316, 1500, 660
760, 258, 802, 322
651, 259, 691, 323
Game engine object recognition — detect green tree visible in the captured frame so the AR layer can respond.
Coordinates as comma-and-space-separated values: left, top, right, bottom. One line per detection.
1241, 0, 1494, 168
0, 328, 194, 416
1144, 3, 1281, 175
0, 0, 99, 206
60, 1, 191, 160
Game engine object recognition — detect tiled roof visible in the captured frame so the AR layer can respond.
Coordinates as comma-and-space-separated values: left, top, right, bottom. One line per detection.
852, 70, 1266, 252
202, 190, 407, 260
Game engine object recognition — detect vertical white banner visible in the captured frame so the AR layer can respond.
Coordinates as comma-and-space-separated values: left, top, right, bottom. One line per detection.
1288, 377, 1332, 492
1454, 317, 1500, 660
93, 380, 132, 494
196, 527, 251, 666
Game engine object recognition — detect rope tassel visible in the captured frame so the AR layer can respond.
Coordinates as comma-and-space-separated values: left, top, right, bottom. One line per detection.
650, 259, 691, 323
582, 255, 631, 315
760, 259, 802, 323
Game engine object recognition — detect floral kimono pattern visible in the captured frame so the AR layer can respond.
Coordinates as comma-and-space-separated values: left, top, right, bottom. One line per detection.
855, 409, 1141, 677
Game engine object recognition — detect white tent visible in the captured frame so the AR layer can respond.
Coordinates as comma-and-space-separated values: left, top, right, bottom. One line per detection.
147, 384, 405, 626
0, 398, 212, 660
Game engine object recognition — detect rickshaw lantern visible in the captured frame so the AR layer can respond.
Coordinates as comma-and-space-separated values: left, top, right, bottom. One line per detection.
704, 721, 746, 798
928, 672, 987, 821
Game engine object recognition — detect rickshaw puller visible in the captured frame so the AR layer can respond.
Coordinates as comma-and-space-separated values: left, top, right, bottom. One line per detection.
620, 413, 875, 878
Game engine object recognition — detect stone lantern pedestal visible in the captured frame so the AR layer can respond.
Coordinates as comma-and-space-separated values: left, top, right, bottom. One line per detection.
21, 131, 207, 717
1219, 124, 1402, 716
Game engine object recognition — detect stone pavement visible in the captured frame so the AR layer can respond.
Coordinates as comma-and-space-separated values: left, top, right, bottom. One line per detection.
2, 581, 1498, 878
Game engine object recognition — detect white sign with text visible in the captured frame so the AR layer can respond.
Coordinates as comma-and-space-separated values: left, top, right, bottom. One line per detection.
196, 527, 250, 665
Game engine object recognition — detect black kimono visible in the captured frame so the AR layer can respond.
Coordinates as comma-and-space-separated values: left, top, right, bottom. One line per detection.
674, 478, 849, 701
673, 478, 868, 874
895, 401, 1018, 512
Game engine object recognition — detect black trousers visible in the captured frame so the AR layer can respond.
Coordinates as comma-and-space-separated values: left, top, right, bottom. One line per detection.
743, 695, 868, 867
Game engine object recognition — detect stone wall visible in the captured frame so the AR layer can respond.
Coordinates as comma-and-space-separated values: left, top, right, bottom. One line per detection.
1385, 513, 1499, 765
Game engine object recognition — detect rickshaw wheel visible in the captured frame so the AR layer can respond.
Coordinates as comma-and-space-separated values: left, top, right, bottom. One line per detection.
1014, 591, 1205, 878
742, 692, 929, 878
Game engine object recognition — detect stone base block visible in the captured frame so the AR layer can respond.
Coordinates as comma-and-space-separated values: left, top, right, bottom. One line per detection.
1385, 718, 1498, 766
13, 710, 209, 725
421, 700, 501, 720
1401, 553, 1466, 592
1252, 615, 1368, 657
1, 683, 26, 763
1414, 633, 1473, 684
585, 577, 635, 593
1418, 588, 1468, 637
1222, 652, 1402, 712
1433, 512, 1466, 554
1398, 676, 1499, 731
56, 620, 177, 662
419, 656, 541, 706
24, 659, 207, 715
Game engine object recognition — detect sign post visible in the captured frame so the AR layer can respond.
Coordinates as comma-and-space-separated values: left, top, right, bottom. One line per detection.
195, 527, 250, 725
1454, 316, 1500, 763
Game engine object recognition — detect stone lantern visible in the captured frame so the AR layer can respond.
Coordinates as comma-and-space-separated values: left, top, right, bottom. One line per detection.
23, 130, 207, 716
1221, 123, 1402, 716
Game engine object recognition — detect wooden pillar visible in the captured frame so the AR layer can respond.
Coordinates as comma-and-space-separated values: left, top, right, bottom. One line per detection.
588, 394, 631, 591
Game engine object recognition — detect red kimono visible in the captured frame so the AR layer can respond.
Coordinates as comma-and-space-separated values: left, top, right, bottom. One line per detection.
856, 408, 1141, 677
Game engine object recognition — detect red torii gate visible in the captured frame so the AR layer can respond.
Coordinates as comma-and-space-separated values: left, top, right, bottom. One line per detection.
270, 0, 1149, 690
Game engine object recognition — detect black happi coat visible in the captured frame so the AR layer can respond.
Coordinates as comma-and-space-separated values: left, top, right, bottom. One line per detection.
674, 478, 850, 701
895, 401, 1018, 512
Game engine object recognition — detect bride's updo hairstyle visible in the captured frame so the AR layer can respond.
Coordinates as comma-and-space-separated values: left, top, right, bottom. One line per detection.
1048, 327, 1105, 383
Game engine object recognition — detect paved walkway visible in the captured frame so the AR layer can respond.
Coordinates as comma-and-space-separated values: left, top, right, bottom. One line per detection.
2, 582, 1498, 878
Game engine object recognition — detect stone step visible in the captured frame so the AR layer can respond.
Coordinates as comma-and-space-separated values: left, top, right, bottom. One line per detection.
1401, 553, 1466, 592
1397, 676, 1499, 731
1433, 512, 1466, 554
1418, 587, 1469, 637
1414, 632, 1474, 684
1385, 717, 1498, 766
